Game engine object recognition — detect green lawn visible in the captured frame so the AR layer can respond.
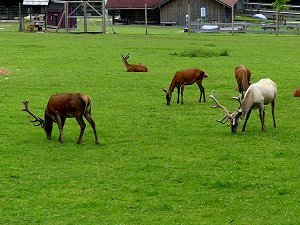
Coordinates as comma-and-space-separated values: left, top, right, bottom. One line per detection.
0, 22, 299, 224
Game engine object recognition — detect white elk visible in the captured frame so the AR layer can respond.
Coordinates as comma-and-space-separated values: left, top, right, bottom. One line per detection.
210, 78, 277, 133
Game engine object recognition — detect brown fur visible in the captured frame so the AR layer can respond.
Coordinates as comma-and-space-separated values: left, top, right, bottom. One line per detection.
293, 87, 300, 97
235, 65, 251, 97
22, 93, 99, 144
163, 68, 208, 105
122, 53, 148, 72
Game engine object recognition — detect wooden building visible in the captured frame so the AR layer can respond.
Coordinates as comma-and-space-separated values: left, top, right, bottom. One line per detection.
106, 0, 238, 26
106, 0, 164, 25
47, 2, 77, 28
159, 0, 238, 25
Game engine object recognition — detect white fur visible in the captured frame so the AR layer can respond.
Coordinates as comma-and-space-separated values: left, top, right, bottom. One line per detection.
243, 78, 277, 110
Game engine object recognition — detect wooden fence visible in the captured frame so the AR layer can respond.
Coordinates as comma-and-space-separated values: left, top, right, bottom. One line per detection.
191, 21, 300, 34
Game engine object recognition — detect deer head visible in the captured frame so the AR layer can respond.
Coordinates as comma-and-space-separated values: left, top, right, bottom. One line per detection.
121, 53, 129, 64
162, 88, 172, 105
210, 90, 243, 133
21, 100, 45, 128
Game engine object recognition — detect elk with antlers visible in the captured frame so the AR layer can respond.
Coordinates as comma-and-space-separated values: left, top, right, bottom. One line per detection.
235, 64, 251, 98
121, 53, 148, 72
210, 78, 277, 133
163, 68, 208, 105
22, 93, 99, 144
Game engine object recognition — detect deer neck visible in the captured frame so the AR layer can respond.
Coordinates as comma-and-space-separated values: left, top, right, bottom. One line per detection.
168, 80, 177, 93
124, 60, 130, 69
241, 90, 253, 119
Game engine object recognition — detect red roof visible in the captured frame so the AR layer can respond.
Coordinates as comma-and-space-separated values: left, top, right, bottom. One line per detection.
106, 0, 238, 10
106, 0, 165, 9
216, 0, 238, 7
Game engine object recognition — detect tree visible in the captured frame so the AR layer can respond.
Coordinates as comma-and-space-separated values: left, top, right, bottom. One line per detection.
272, 0, 290, 35
272, 0, 290, 10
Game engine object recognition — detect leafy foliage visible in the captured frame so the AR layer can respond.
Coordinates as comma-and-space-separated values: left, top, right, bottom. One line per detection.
272, 0, 291, 10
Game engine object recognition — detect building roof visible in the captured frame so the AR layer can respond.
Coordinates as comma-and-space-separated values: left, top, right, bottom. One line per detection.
106, 0, 165, 9
106, 0, 238, 10
216, 0, 238, 7
23, 0, 49, 6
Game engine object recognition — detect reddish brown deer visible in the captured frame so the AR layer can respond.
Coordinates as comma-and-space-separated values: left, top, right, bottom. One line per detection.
293, 87, 300, 97
235, 65, 251, 98
210, 78, 277, 133
162, 68, 208, 105
121, 53, 148, 72
22, 93, 99, 144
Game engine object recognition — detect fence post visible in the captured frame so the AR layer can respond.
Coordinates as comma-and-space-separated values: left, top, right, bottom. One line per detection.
276, 6, 279, 36
188, 1, 191, 35
19, 3, 25, 32
231, 6, 234, 36
145, 3, 148, 35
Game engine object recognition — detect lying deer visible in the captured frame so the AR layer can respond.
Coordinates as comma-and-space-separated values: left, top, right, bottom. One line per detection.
235, 65, 251, 98
121, 53, 148, 72
293, 87, 300, 97
22, 93, 99, 144
210, 78, 277, 133
163, 68, 208, 105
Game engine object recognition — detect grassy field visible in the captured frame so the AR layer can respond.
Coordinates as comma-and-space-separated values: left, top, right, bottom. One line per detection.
0, 22, 300, 224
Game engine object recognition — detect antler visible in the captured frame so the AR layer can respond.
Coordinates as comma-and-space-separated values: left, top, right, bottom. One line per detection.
21, 100, 45, 128
210, 90, 232, 125
231, 95, 243, 109
121, 53, 129, 60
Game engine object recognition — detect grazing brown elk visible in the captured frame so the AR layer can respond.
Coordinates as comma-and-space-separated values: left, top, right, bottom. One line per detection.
162, 68, 208, 105
210, 78, 277, 133
293, 87, 300, 97
121, 53, 148, 72
22, 93, 99, 144
235, 65, 251, 98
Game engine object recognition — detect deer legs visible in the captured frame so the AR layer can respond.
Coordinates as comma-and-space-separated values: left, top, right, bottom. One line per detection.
197, 82, 206, 102
260, 109, 265, 131
237, 81, 244, 98
176, 86, 184, 104
54, 114, 64, 143
271, 100, 276, 128
243, 105, 267, 132
242, 109, 252, 132
176, 86, 180, 104
53, 114, 99, 144
75, 116, 86, 144
84, 114, 100, 144
175, 82, 205, 105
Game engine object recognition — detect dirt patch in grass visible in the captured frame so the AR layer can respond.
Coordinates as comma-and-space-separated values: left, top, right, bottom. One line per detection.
0, 67, 10, 75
